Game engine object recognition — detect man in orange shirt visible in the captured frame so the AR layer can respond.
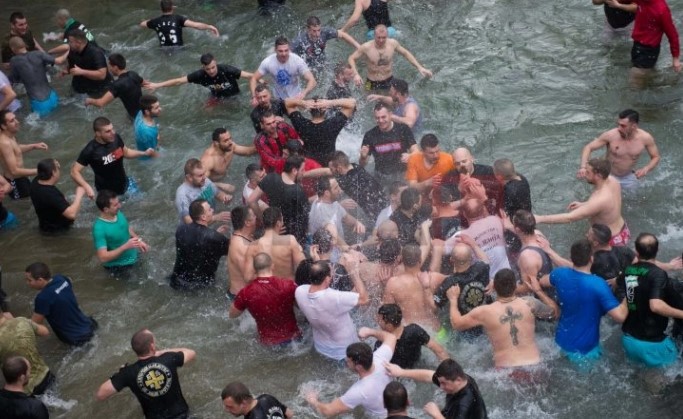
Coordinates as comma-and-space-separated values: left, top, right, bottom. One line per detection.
405, 134, 454, 194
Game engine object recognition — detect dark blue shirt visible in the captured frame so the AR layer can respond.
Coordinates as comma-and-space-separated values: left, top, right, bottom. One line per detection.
34, 274, 94, 345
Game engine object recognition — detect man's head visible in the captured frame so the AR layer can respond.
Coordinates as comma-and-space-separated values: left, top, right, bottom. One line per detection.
329, 151, 350, 175
2, 356, 30, 387
512, 210, 535, 236
493, 268, 516, 298
635, 233, 659, 260
93, 117, 116, 143
453, 147, 475, 175
184, 158, 206, 188
432, 359, 467, 394
570, 239, 593, 268
95, 190, 120, 214
55, 9, 71, 29
283, 155, 306, 180
274, 36, 290, 63
617, 109, 639, 139
312, 226, 335, 254
587, 223, 612, 247
189, 199, 212, 224
107, 53, 127, 75
333, 62, 354, 84
221, 381, 254, 416
67, 29, 89, 53
140, 94, 161, 118
402, 244, 422, 268
305, 16, 322, 40
212, 128, 234, 152
374, 102, 392, 132
231, 206, 255, 231
450, 243, 473, 269
254, 84, 272, 108
586, 158, 610, 183
200, 53, 218, 77
259, 111, 278, 136
346, 342, 373, 372
387, 181, 408, 205
9, 12, 29, 36
383, 381, 409, 415
160, 0, 175, 13
24, 262, 52, 290
130, 329, 155, 356
245, 163, 265, 185
253, 252, 273, 275
462, 198, 485, 222
262, 207, 283, 230
316, 177, 342, 201
373, 24, 388, 47
493, 158, 517, 182
420, 134, 441, 165
0, 110, 19, 134
283, 139, 303, 158
377, 303, 402, 331
8, 36, 26, 54
389, 78, 409, 102
379, 238, 402, 264
309, 260, 331, 285
36, 158, 60, 181
399, 187, 421, 212
377, 220, 399, 242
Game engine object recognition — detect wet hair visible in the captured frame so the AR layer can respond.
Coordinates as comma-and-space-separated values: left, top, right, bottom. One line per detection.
284, 139, 303, 155
93, 116, 112, 132
306, 16, 322, 27
330, 150, 350, 167
493, 268, 516, 298
439, 184, 459, 204
245, 163, 263, 180
189, 199, 208, 222
309, 96, 325, 118
67, 29, 88, 42
8, 36, 25, 51
402, 244, 422, 268
95, 190, 118, 211
25, 262, 51, 281
388, 180, 407, 197
512, 210, 535, 235
346, 342, 373, 370
309, 260, 331, 285
274, 35, 289, 47
312, 227, 334, 254
2, 356, 28, 384
379, 239, 402, 264
590, 223, 612, 246
0, 110, 11, 128
108, 53, 127, 70
160, 0, 174, 13
36, 158, 58, 180
140, 94, 159, 113
212, 127, 227, 142
334, 62, 352, 77
316, 177, 332, 197
374, 102, 390, 113
259, 110, 275, 122
131, 329, 154, 356
619, 109, 639, 124
384, 381, 409, 413
295, 258, 314, 286
9, 12, 25, 24
433, 359, 466, 384
184, 158, 202, 176
399, 187, 421, 211
378, 304, 402, 327
231, 206, 250, 230
635, 233, 659, 260
283, 155, 305, 174
200, 53, 214, 66
420, 133, 439, 150
570, 239, 592, 267
390, 78, 409, 96
253, 253, 272, 272
262, 207, 282, 229
255, 84, 270, 94
221, 381, 253, 403
462, 199, 484, 220
493, 158, 516, 180
587, 158, 610, 179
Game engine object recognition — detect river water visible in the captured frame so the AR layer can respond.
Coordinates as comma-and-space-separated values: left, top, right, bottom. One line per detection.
2, 0, 683, 417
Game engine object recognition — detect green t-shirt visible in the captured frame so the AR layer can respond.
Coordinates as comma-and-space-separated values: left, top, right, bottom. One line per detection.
92, 211, 138, 268
0, 317, 50, 393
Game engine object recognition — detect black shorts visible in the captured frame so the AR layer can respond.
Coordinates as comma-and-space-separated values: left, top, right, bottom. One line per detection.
605, 5, 635, 29
631, 42, 660, 69
365, 76, 394, 91
4, 176, 30, 199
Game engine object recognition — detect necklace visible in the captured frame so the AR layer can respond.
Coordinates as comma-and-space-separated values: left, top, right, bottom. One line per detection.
233, 233, 253, 243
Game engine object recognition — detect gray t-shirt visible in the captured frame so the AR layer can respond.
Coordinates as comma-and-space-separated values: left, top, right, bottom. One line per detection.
0, 71, 21, 111
10, 51, 56, 101
290, 27, 337, 69
174, 180, 219, 223
257, 53, 310, 99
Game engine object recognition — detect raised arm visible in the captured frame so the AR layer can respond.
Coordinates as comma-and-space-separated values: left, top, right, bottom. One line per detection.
577, 135, 609, 178
337, 29, 361, 50
340, 0, 365, 32
144, 76, 189, 91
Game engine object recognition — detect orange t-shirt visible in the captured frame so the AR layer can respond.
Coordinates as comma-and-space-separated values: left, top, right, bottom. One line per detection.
405, 152, 455, 182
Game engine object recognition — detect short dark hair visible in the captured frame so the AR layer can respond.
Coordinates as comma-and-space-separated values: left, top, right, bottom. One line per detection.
384, 381, 408, 413
374, 102, 390, 113
306, 16, 321, 27
390, 78, 409, 96
108, 53, 127, 70
334, 62, 352, 78
493, 268, 516, 298
36, 158, 58, 181
309, 260, 331, 285
67, 29, 88, 42
346, 342, 373, 370
379, 239, 402, 264
95, 190, 118, 211
388, 180, 407, 196
316, 177, 332, 197
93, 116, 111, 132
200, 53, 214, 66
131, 329, 154, 356
140, 94, 159, 113
274, 35, 289, 47
245, 163, 262, 180
618, 109, 639, 124
512, 210, 535, 235
402, 244, 422, 268
399, 187, 421, 211
0, 110, 12, 128
25, 262, 51, 280
590, 223, 612, 246
160, 0, 174, 13
420, 133, 439, 150
570, 239, 592, 267
312, 227, 334, 254
10, 12, 26, 24
221, 381, 253, 403
493, 158, 516, 180
212, 127, 227, 142
259, 110, 275, 122
587, 158, 610, 179
378, 304, 402, 327
433, 359, 466, 384
189, 199, 208, 222
2, 356, 28, 384
231, 206, 250, 230
262, 207, 282, 229
635, 233, 658, 260
284, 139, 303, 155
295, 258, 314, 286
330, 150, 350, 167
255, 84, 270, 94
283, 155, 305, 173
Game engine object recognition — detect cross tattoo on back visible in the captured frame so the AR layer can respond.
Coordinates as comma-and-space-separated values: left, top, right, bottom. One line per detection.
499, 307, 523, 346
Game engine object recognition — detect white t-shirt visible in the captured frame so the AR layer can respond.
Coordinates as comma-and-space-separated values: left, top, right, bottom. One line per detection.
374, 204, 394, 230
0, 72, 21, 112
257, 53, 310, 99
444, 215, 511, 276
294, 285, 359, 360
339, 344, 393, 417
242, 183, 267, 210
308, 199, 347, 236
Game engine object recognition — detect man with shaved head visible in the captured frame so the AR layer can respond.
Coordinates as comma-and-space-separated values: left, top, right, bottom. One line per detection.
0, 356, 48, 417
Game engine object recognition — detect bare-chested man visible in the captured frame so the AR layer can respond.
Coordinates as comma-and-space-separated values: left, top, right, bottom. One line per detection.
226, 206, 257, 300
242, 207, 305, 281
536, 158, 629, 246
348, 25, 432, 92
0, 110, 48, 199
447, 268, 558, 369
201, 128, 256, 194
577, 109, 659, 191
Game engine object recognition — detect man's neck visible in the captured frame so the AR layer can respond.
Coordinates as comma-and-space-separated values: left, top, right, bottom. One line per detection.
453, 263, 471, 274
256, 271, 274, 279
282, 171, 296, 185
358, 364, 375, 379
38, 177, 57, 186
99, 211, 117, 221
234, 228, 253, 239
3, 382, 24, 392
143, 114, 155, 125
593, 244, 611, 252
574, 265, 591, 274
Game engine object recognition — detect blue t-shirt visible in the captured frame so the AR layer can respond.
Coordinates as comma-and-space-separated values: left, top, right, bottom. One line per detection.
34, 275, 94, 345
550, 267, 619, 354
133, 111, 158, 160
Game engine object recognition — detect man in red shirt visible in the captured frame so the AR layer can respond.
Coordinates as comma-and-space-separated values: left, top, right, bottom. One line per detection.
253, 111, 300, 173
228, 252, 302, 346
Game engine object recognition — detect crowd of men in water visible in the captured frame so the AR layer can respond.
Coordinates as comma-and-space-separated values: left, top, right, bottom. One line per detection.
0, 0, 682, 418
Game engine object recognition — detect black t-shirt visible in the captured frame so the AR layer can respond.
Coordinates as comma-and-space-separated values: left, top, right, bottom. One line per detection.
171, 222, 229, 290
109, 71, 144, 118
336, 164, 387, 221
110, 352, 188, 419
503, 175, 531, 218
390, 209, 423, 245
374, 324, 430, 369
76, 135, 128, 195
67, 42, 112, 95
258, 173, 309, 245
363, 0, 392, 29
146, 14, 187, 46
288, 111, 347, 165
244, 394, 288, 419
250, 100, 286, 133
362, 123, 415, 174
29, 179, 73, 233
592, 246, 635, 282
0, 202, 7, 223
0, 389, 49, 419
187, 64, 242, 98
433, 261, 491, 312
326, 83, 352, 100
438, 374, 488, 419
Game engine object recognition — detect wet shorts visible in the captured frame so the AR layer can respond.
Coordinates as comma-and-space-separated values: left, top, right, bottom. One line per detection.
604, 5, 635, 29
563, 345, 603, 372
497, 364, 548, 385
609, 222, 631, 247
365, 76, 394, 91
4, 176, 31, 199
631, 41, 661, 69
614, 171, 638, 191
0, 211, 17, 229
622, 334, 678, 367
367, 26, 398, 40
31, 89, 59, 117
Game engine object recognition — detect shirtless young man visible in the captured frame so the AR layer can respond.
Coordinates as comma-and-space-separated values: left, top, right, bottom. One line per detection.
447, 268, 558, 369
348, 25, 432, 92
226, 206, 257, 300
242, 207, 305, 281
0, 110, 48, 199
200, 128, 256, 194
577, 109, 659, 190
536, 158, 629, 246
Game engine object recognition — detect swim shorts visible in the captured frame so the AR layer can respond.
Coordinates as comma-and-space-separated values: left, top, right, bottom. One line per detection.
4, 176, 31, 199
609, 222, 631, 247
0, 211, 17, 229
31, 89, 59, 117
631, 41, 660, 69
365, 76, 394, 92
622, 334, 677, 367
604, 5, 634, 29
498, 364, 548, 385
563, 345, 602, 372
367, 26, 398, 40
613, 171, 638, 191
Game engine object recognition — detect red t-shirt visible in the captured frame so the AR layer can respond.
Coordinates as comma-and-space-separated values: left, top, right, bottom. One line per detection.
233, 276, 301, 345
632, 0, 680, 57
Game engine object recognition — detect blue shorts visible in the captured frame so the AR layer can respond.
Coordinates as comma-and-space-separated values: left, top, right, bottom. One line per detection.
30, 90, 59, 117
0, 212, 17, 229
367, 26, 398, 40
614, 171, 638, 191
622, 334, 678, 367
563, 345, 602, 372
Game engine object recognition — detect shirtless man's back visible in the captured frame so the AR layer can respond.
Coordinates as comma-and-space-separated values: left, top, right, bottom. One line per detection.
226, 207, 258, 298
